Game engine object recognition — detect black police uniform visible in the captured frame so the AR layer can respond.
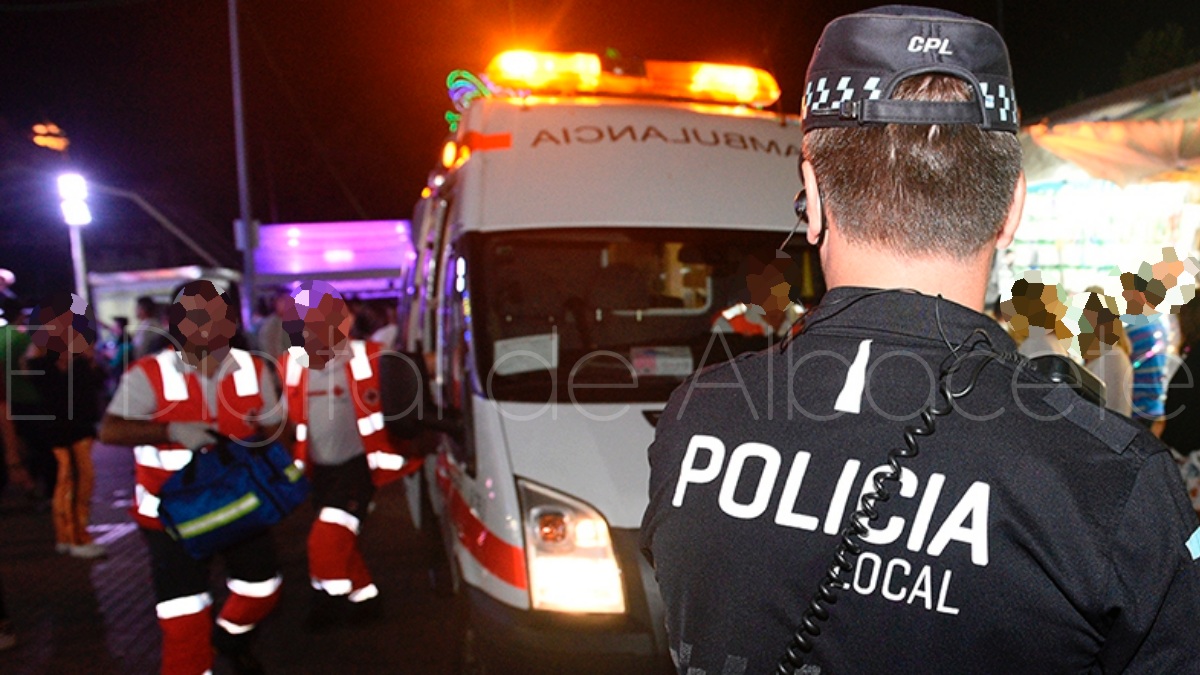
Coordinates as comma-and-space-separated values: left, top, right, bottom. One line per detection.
641, 287, 1200, 674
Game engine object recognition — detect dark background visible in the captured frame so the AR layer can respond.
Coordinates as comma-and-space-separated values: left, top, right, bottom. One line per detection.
1, 0, 1198, 300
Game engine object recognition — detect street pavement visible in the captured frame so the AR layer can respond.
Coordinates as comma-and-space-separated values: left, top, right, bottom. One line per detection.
0, 442, 460, 675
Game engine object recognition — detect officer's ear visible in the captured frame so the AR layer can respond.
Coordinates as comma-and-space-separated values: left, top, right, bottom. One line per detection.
996, 172, 1026, 250
800, 161, 825, 247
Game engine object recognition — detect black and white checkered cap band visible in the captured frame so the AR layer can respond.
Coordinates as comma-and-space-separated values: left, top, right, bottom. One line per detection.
802, 72, 1018, 133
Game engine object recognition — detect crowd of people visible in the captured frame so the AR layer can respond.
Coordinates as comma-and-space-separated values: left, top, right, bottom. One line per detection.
998, 250, 1200, 486
0, 275, 412, 672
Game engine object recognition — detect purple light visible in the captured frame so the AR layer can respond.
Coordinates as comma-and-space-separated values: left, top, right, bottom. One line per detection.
255, 220, 415, 276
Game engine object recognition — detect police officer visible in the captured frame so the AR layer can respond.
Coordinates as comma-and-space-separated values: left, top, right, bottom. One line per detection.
641, 6, 1200, 674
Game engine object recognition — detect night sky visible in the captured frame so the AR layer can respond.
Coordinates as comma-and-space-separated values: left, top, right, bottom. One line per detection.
2, 0, 1197, 300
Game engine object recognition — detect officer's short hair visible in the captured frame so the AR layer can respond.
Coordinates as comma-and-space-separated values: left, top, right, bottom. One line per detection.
804, 75, 1021, 259
799, 7, 1021, 260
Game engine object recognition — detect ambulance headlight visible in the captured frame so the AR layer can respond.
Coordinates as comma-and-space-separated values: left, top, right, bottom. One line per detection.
517, 479, 625, 615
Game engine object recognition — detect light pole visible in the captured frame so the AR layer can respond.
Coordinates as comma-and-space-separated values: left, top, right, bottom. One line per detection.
57, 173, 92, 306
228, 0, 257, 327
89, 182, 222, 267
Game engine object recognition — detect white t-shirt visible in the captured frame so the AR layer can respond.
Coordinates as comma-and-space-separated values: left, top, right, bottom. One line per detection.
298, 352, 366, 466
1085, 347, 1134, 417
1018, 327, 1070, 358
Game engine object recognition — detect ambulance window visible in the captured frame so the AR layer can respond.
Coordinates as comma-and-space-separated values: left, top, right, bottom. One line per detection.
471, 227, 825, 404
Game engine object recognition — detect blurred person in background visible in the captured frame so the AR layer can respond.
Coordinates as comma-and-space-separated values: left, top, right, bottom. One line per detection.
368, 298, 400, 349
24, 293, 107, 558
8, 302, 57, 505
1, 284, 34, 499
1079, 290, 1134, 417
1118, 250, 1198, 435
712, 250, 806, 339
1001, 274, 1073, 358
1162, 295, 1200, 517
105, 316, 134, 396
131, 295, 168, 360
252, 286, 291, 361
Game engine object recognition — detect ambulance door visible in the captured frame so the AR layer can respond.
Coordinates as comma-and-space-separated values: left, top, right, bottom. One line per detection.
435, 235, 477, 475
407, 197, 448, 354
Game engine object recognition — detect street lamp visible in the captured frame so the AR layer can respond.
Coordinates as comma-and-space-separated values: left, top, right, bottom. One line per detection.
57, 172, 92, 305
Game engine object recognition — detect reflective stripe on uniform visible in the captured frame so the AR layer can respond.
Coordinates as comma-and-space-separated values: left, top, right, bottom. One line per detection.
722, 302, 749, 321
348, 583, 379, 604
156, 592, 213, 619
367, 452, 405, 473
318, 507, 360, 535
356, 412, 384, 437
155, 350, 189, 401
134, 445, 194, 471
136, 485, 161, 518
311, 578, 353, 596
229, 349, 260, 397
285, 347, 306, 386
834, 339, 873, 415
227, 575, 283, 599
215, 617, 254, 635
349, 340, 371, 381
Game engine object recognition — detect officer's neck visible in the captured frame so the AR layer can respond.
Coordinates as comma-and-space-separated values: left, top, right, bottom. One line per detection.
820, 229, 993, 313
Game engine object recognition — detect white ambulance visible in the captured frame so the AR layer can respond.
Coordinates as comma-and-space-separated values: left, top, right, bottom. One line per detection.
402, 50, 823, 672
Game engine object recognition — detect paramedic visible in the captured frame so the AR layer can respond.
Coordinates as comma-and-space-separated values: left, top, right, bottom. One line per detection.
277, 281, 415, 629
100, 280, 286, 675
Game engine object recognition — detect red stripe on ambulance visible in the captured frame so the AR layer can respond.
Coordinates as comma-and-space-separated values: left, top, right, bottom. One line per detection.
439, 456, 528, 590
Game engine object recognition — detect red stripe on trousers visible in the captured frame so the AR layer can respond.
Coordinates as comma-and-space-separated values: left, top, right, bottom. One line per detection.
219, 586, 281, 630
160, 608, 212, 675
308, 520, 373, 592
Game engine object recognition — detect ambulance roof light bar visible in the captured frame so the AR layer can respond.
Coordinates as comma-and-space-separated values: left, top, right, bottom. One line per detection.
485, 50, 781, 108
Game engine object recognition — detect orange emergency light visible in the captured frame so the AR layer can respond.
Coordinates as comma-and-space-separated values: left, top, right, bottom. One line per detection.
485, 49, 781, 108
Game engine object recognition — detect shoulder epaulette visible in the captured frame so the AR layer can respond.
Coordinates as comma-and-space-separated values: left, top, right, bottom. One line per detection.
1042, 385, 1139, 454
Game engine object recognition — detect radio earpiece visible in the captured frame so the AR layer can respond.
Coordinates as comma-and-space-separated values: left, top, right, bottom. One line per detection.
793, 189, 809, 224
779, 188, 822, 252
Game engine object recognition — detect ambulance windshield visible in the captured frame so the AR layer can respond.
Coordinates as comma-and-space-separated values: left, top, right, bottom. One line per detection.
466, 227, 824, 403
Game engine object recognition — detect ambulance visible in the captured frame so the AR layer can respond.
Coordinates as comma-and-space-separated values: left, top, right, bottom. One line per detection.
402, 50, 823, 672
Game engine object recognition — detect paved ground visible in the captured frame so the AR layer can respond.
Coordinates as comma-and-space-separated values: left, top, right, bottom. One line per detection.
0, 443, 460, 675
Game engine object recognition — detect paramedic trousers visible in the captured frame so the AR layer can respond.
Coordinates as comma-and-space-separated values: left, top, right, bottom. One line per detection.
52, 438, 95, 547
142, 527, 282, 675
308, 454, 378, 603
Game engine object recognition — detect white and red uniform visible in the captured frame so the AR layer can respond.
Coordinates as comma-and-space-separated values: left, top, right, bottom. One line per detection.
110, 348, 284, 675
712, 302, 804, 338
281, 340, 420, 606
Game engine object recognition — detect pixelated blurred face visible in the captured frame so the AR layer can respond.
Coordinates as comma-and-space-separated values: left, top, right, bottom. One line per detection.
747, 263, 792, 318
174, 292, 237, 360
1152, 259, 1184, 290
1079, 308, 1104, 360
1039, 286, 1066, 320
300, 295, 352, 362
1122, 288, 1149, 316
31, 309, 87, 354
